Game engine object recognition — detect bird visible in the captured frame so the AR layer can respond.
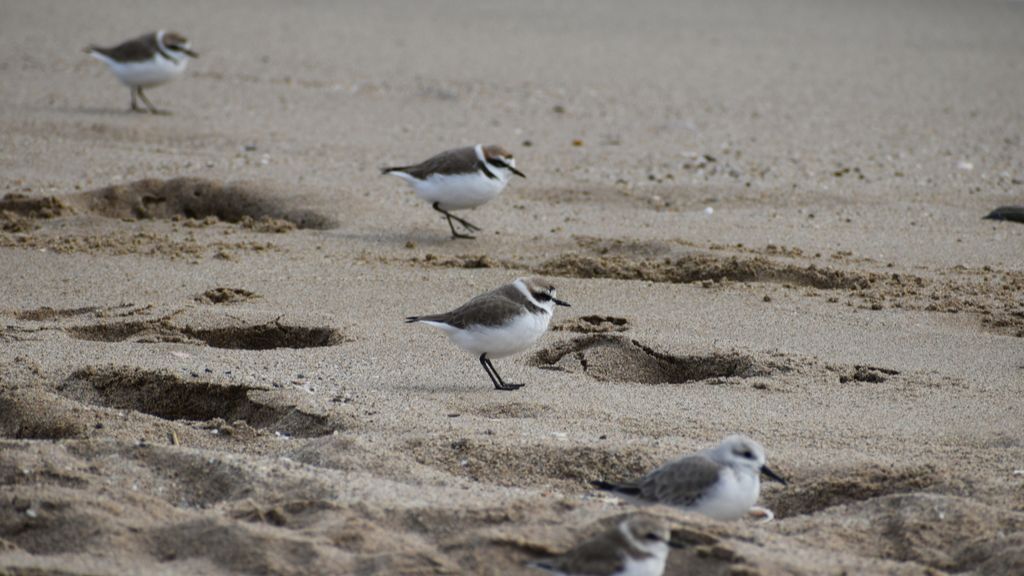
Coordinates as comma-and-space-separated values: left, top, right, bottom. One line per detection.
591, 435, 786, 521
405, 277, 568, 391
983, 206, 1024, 224
382, 144, 525, 238
529, 515, 674, 576
85, 30, 198, 114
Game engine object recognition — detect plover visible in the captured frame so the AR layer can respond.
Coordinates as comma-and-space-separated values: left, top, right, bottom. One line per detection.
405, 277, 568, 391
592, 435, 786, 521
85, 30, 198, 114
530, 516, 673, 576
382, 144, 525, 238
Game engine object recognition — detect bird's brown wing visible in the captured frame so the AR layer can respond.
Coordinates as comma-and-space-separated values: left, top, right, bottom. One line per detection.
536, 530, 628, 576
91, 33, 160, 62
385, 146, 480, 179
413, 292, 524, 330
639, 455, 723, 507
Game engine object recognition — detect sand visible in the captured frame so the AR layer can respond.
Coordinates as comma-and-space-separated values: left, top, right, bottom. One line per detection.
2, 0, 1023, 574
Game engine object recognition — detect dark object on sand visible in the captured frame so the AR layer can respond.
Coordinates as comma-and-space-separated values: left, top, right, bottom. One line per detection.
984, 206, 1024, 223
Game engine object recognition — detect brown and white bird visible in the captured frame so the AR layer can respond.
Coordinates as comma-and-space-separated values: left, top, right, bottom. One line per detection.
592, 435, 786, 521
382, 144, 525, 238
85, 30, 198, 114
405, 277, 568, 391
529, 516, 674, 576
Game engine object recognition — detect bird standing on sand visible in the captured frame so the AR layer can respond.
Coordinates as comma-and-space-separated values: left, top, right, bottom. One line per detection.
406, 277, 568, 391
592, 435, 786, 521
382, 144, 525, 239
529, 516, 674, 576
85, 30, 198, 114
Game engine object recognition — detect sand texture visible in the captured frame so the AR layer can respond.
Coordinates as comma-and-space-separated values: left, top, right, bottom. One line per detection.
2, 0, 1023, 574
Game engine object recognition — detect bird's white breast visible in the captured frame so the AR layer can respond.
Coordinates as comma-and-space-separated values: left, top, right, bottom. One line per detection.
447, 311, 550, 359
690, 468, 760, 520
92, 52, 188, 88
400, 171, 509, 211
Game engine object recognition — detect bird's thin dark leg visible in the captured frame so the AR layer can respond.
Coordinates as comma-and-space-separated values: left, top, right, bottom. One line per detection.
487, 358, 524, 391
446, 213, 472, 239
479, 354, 500, 387
479, 354, 524, 391
448, 212, 481, 232
136, 88, 165, 115
432, 203, 480, 239
130, 87, 144, 113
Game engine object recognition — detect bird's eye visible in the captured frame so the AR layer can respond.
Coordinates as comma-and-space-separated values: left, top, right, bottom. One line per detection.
533, 292, 552, 302
489, 159, 509, 168
742, 450, 754, 459
645, 533, 663, 541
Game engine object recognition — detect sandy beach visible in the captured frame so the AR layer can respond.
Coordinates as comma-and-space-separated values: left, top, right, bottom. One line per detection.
2, 0, 1023, 574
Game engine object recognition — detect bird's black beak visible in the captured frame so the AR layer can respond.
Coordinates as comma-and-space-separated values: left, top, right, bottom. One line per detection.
553, 298, 570, 307
182, 47, 199, 58
509, 166, 526, 178
761, 465, 787, 485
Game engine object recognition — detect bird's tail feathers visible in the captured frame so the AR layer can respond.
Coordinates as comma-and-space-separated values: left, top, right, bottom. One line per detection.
590, 479, 640, 495
404, 316, 420, 324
